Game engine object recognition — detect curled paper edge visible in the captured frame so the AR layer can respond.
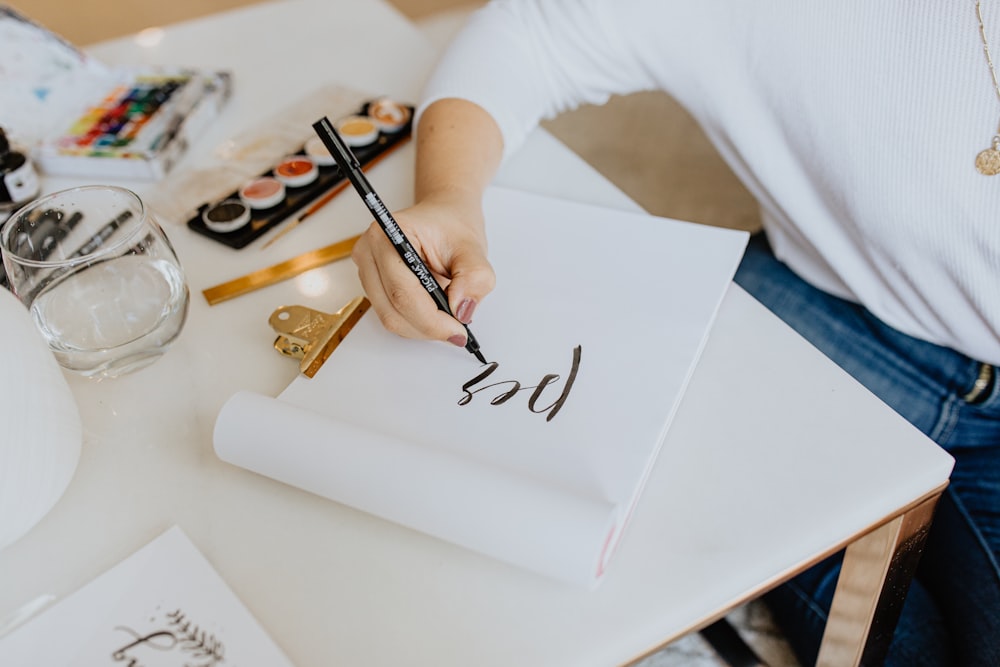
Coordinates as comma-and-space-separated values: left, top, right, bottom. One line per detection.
213, 390, 618, 588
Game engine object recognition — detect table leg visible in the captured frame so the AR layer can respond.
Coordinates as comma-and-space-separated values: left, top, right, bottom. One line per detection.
815, 492, 942, 667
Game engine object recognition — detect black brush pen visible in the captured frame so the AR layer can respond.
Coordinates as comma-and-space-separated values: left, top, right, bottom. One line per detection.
312, 116, 487, 363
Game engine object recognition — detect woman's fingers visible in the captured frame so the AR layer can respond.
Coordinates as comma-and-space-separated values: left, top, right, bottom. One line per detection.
352, 211, 494, 344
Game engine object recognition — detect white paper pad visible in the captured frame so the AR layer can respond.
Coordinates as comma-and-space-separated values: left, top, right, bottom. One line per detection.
214, 186, 749, 587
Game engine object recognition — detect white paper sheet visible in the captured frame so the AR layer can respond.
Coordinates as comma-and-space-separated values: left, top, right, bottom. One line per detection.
0, 526, 294, 666
214, 186, 749, 587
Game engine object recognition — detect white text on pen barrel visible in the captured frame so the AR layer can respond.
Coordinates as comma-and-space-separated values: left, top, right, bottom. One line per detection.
365, 193, 436, 292
403, 248, 437, 291
366, 193, 405, 244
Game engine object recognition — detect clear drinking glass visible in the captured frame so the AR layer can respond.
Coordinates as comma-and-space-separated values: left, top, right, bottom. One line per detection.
0, 185, 190, 378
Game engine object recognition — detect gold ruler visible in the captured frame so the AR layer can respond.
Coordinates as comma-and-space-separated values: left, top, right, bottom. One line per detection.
201, 234, 361, 305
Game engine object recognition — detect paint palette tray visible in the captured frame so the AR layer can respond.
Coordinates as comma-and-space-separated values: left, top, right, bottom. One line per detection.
185, 100, 413, 249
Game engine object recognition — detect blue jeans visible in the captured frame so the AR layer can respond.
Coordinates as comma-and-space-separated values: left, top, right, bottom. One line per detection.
734, 233, 1000, 667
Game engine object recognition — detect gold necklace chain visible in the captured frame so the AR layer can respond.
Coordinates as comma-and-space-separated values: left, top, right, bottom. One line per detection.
975, 0, 1000, 174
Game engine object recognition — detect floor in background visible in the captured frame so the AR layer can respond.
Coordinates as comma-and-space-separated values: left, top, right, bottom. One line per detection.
12, 0, 791, 664
5, 0, 482, 45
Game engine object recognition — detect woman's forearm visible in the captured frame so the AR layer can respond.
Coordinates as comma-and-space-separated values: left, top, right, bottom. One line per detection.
414, 98, 504, 208
349, 97, 502, 345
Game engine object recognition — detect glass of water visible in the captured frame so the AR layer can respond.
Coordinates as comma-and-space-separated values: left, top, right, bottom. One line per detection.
0, 185, 189, 379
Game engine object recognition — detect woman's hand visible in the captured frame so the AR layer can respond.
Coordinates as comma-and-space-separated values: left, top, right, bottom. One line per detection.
352, 193, 496, 347
351, 97, 504, 347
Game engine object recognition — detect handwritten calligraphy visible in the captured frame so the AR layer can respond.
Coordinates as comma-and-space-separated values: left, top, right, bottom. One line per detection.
111, 608, 225, 667
458, 345, 582, 422
111, 630, 177, 665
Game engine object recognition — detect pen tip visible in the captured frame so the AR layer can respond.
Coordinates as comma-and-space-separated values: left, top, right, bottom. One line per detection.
474, 350, 487, 364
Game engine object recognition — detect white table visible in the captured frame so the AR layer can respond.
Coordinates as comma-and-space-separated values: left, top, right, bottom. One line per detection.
0, 2, 954, 666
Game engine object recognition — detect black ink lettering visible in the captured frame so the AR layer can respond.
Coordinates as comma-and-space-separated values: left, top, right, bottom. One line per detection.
112, 627, 178, 664
488, 381, 522, 404
459, 362, 500, 405
529, 346, 582, 422
457, 345, 582, 422
166, 609, 226, 663
459, 361, 523, 404
110, 609, 225, 667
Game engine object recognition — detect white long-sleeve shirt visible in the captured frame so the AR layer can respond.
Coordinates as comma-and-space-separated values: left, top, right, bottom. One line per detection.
420, 0, 1000, 366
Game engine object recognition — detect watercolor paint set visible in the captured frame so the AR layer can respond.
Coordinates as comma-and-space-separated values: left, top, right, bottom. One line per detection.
186, 98, 413, 249
0, 6, 231, 180
34, 69, 232, 180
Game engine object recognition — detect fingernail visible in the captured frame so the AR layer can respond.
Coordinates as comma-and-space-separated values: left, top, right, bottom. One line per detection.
455, 298, 477, 324
448, 334, 467, 348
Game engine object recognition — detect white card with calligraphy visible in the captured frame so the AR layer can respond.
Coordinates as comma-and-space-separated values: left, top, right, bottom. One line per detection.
0, 526, 294, 666
213, 186, 749, 588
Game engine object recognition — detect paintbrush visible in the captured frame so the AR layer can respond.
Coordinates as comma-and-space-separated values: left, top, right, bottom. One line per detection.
260, 181, 350, 250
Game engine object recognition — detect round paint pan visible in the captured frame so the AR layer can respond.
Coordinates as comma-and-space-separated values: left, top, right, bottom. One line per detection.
368, 98, 411, 133
274, 155, 319, 188
202, 199, 251, 233
304, 136, 337, 166
335, 115, 379, 147
239, 176, 286, 210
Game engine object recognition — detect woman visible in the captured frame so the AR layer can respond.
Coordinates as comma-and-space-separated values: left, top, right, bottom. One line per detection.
351, 2, 1000, 663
